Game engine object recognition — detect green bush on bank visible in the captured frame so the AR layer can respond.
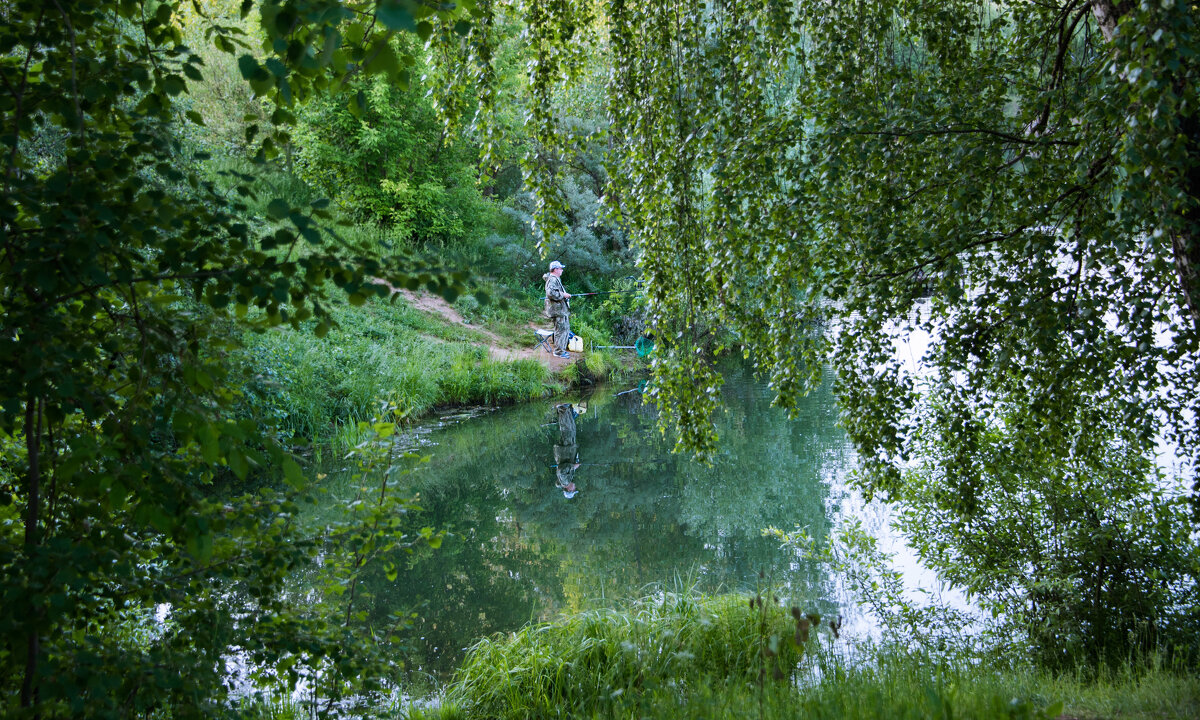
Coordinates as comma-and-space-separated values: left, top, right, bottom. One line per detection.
431, 592, 810, 720
407, 587, 1198, 720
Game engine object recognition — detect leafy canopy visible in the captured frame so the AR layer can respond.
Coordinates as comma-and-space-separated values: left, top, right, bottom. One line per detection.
582, 1, 1200, 481
509, 0, 1200, 662
1, 0, 475, 717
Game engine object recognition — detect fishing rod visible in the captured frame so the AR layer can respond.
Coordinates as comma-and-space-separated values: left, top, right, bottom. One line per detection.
571, 289, 641, 297
548, 460, 659, 468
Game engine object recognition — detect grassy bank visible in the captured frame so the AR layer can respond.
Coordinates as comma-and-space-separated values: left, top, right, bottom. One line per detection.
432, 592, 807, 719
236, 300, 555, 441
202, 157, 645, 445
394, 590, 1198, 720
233, 291, 643, 445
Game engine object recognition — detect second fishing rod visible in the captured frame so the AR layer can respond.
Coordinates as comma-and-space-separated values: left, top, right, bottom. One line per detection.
569, 288, 640, 298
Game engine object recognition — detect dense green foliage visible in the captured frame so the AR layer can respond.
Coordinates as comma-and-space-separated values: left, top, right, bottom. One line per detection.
417, 590, 1146, 720
0, 1, 486, 717
294, 70, 490, 246
584, 0, 1200, 474
5, 0, 1198, 715
519, 0, 1200, 666
900, 400, 1200, 666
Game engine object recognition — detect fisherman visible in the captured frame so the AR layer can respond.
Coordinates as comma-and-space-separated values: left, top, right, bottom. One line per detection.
543, 260, 573, 358
553, 402, 580, 498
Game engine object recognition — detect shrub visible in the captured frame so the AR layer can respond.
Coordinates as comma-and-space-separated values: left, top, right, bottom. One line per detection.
442, 592, 813, 719
897, 392, 1200, 667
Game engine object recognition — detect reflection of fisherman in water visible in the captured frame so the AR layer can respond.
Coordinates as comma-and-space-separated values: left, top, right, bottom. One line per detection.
553, 403, 581, 498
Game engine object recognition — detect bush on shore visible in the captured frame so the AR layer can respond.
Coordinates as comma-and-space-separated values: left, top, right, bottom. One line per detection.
396, 588, 1198, 720
430, 591, 811, 719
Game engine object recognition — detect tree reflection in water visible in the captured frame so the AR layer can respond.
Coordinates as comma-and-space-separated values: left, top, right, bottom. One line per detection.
315, 362, 853, 678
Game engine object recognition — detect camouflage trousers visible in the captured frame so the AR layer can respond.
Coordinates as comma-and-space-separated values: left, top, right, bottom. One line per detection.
553, 313, 571, 352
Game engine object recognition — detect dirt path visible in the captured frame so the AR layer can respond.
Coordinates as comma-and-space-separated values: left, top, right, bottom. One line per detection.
370, 280, 574, 371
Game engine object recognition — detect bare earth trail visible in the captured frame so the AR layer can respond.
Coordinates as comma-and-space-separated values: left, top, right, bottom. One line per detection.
370, 279, 573, 371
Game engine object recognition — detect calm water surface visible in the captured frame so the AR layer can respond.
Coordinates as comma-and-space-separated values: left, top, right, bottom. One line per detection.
312, 363, 858, 677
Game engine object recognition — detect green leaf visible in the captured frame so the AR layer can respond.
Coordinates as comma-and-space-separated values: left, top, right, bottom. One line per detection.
282, 457, 304, 488
265, 57, 288, 78
364, 40, 400, 76
266, 198, 289, 219
237, 54, 264, 81
200, 424, 221, 465
162, 74, 186, 95
376, 2, 417, 32
186, 531, 214, 563
228, 448, 249, 480
348, 90, 366, 117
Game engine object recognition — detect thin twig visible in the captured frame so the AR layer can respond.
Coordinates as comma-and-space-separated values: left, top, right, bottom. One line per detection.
38, 269, 235, 310
840, 126, 1079, 147
50, 0, 84, 138
3, 7, 47, 190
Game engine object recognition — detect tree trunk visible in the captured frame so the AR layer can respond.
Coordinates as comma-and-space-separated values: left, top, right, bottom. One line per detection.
1089, 0, 1134, 41
1176, 108, 1200, 337
1091, 0, 1200, 335
1174, 216, 1200, 338
20, 397, 42, 715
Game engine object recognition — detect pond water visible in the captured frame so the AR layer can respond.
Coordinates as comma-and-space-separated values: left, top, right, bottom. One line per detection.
310, 362, 861, 679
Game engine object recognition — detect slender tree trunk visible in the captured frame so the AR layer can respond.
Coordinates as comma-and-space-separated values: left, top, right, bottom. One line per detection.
20, 397, 42, 715
1174, 174, 1200, 336
1089, 0, 1134, 42
1091, 0, 1200, 335
1175, 104, 1200, 336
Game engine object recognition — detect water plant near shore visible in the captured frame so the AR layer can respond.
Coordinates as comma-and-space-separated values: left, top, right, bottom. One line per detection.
426, 591, 811, 719
404, 587, 1136, 720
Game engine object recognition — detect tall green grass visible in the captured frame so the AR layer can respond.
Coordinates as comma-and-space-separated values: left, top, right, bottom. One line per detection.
996, 656, 1200, 720
783, 649, 1199, 720
236, 300, 553, 441
402, 587, 1198, 720
425, 591, 811, 719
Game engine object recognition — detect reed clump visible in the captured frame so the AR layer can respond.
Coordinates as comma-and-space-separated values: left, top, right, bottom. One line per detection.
435, 592, 810, 719
418, 638, 1185, 720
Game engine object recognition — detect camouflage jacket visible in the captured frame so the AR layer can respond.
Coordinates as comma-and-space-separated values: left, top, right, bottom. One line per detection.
544, 273, 569, 318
